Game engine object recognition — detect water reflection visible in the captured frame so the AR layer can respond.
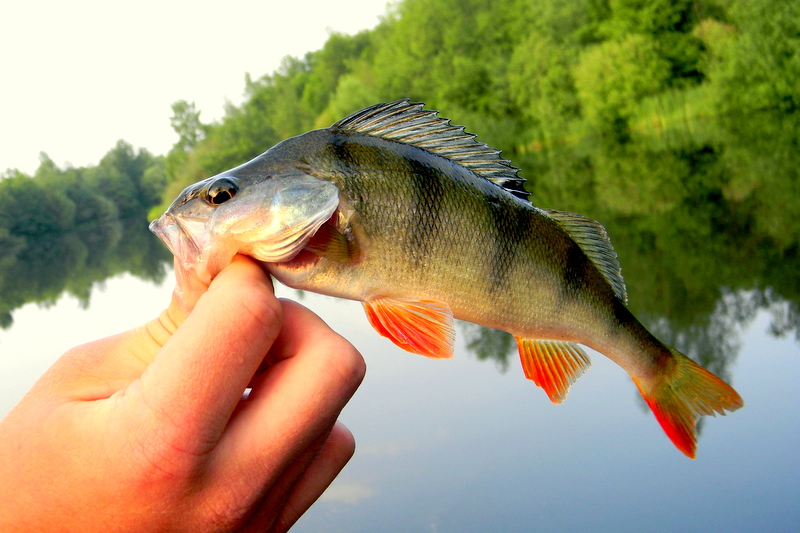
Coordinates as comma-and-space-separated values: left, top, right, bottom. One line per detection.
0, 220, 170, 328
1, 110, 798, 533
2, 112, 799, 384
446, 114, 796, 395
459, 322, 515, 372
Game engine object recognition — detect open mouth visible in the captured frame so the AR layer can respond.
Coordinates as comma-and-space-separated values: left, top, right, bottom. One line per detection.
149, 214, 203, 266
149, 214, 181, 256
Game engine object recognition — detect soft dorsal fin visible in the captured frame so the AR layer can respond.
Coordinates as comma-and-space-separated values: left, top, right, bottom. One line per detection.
331, 99, 529, 200
545, 209, 628, 304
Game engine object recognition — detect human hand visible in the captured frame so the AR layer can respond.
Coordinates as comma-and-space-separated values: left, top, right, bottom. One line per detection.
0, 255, 365, 532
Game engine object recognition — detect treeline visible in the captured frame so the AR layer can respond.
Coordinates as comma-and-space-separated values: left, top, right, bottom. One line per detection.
160, 0, 800, 207
0, 142, 169, 327
0, 141, 165, 246
4, 0, 796, 233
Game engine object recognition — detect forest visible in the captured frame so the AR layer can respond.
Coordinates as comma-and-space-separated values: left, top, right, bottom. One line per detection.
157, 0, 799, 209
0, 142, 169, 327
1, 0, 799, 339
2, 0, 797, 231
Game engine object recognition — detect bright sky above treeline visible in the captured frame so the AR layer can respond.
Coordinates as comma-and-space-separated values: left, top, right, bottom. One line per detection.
0, 0, 390, 175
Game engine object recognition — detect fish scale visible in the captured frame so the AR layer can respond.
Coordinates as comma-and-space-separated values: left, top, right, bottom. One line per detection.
151, 99, 743, 458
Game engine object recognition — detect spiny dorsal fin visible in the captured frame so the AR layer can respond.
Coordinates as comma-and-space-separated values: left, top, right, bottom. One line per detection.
331, 99, 528, 200
545, 209, 628, 304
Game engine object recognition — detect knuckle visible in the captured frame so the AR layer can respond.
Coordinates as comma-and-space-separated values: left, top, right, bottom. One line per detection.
323, 332, 366, 392
234, 284, 283, 340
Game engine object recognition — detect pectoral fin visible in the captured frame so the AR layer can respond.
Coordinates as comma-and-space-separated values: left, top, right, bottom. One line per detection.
516, 338, 591, 403
363, 298, 455, 359
304, 219, 361, 263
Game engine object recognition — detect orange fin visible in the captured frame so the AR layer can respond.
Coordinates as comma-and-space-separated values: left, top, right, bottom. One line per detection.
304, 219, 360, 263
633, 347, 743, 459
363, 298, 454, 359
516, 338, 591, 404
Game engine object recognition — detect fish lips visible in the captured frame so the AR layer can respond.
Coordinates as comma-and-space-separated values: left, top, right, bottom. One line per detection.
149, 213, 205, 268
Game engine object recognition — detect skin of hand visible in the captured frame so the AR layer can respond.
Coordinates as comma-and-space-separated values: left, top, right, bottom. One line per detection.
0, 255, 366, 532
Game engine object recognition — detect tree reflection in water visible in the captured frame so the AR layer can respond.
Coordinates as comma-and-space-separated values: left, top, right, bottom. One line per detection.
0, 220, 170, 329
455, 111, 800, 392
2, 112, 798, 395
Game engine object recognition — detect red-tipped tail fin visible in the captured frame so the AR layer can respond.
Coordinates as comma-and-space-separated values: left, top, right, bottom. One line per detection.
633, 348, 743, 459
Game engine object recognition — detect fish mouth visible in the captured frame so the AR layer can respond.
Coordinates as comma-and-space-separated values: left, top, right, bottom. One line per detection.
149, 214, 179, 254
149, 213, 202, 267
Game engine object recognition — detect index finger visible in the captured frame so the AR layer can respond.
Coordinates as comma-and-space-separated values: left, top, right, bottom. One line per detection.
135, 255, 283, 448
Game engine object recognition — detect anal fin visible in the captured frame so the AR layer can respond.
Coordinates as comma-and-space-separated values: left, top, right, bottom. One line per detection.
516, 338, 591, 403
363, 298, 455, 359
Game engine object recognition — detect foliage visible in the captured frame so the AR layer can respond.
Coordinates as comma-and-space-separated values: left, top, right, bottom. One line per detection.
508, 31, 581, 142
154, 0, 799, 210
0, 143, 168, 327
574, 34, 672, 132
709, 0, 800, 113
4, 0, 800, 356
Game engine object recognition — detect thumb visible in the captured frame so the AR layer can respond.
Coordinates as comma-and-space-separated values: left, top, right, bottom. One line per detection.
171, 256, 212, 325
149, 257, 212, 345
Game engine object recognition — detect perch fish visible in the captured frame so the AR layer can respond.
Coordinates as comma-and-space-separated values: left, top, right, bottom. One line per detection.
150, 100, 743, 458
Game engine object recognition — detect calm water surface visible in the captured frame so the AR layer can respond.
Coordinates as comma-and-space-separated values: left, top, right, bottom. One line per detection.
1, 112, 799, 531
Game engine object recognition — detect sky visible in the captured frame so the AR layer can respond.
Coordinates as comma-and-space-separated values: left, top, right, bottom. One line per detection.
0, 0, 391, 175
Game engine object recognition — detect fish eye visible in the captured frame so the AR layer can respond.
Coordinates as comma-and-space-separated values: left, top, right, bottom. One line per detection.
204, 178, 239, 205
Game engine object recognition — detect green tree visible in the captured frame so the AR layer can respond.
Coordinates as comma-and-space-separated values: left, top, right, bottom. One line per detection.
602, 0, 706, 85
711, 0, 800, 112
508, 32, 581, 142
0, 171, 74, 236
301, 30, 375, 117
575, 34, 672, 132
90, 141, 161, 218
170, 100, 207, 153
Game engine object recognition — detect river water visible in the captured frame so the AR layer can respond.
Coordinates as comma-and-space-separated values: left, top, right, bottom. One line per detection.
1, 111, 799, 531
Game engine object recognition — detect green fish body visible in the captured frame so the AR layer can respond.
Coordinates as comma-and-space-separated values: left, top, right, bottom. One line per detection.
151, 100, 742, 457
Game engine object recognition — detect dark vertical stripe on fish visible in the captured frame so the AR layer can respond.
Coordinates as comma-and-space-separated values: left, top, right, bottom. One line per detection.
323, 133, 366, 209
404, 158, 445, 269
561, 243, 593, 299
326, 133, 353, 169
487, 199, 524, 293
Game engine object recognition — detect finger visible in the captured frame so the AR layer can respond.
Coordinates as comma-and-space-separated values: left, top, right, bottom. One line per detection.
143, 257, 213, 349
37, 331, 158, 401
271, 421, 356, 532
168, 255, 211, 326
209, 299, 364, 495
37, 257, 217, 401
236, 422, 345, 533
134, 255, 283, 450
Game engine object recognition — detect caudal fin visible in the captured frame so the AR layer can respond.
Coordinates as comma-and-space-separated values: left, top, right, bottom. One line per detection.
633, 348, 743, 459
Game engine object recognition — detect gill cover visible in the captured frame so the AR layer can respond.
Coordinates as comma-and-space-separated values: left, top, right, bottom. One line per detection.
150, 170, 339, 282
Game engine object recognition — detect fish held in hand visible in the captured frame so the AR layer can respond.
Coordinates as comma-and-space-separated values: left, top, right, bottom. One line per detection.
150, 100, 743, 458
